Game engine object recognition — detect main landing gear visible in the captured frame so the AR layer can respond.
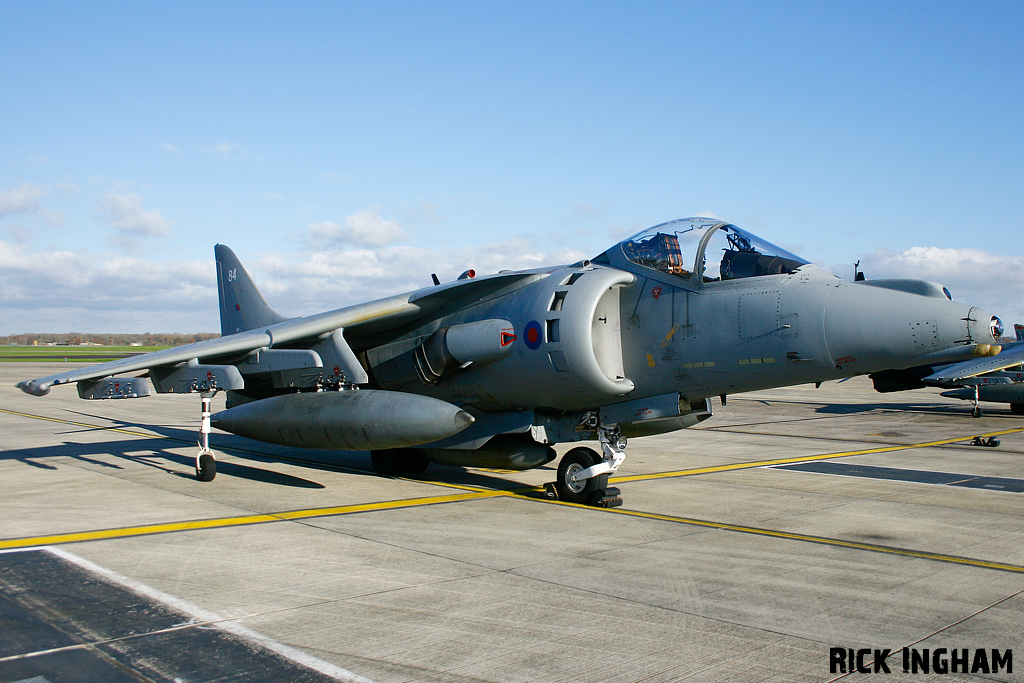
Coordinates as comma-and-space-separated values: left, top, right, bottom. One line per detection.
370, 448, 431, 476
196, 391, 217, 482
546, 421, 625, 508
970, 385, 983, 418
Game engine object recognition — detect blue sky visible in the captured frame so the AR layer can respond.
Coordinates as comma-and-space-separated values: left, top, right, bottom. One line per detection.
2, 1, 1022, 334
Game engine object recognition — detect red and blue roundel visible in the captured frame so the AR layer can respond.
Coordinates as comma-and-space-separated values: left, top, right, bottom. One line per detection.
523, 320, 543, 350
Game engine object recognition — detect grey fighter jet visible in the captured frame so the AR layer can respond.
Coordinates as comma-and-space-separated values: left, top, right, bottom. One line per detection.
18, 218, 1005, 506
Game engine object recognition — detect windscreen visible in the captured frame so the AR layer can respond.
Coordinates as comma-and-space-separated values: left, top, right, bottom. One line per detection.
612, 218, 808, 282
618, 219, 719, 278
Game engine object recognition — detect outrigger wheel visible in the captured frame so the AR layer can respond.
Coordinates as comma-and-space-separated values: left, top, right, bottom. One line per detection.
554, 446, 619, 507
196, 451, 217, 482
195, 392, 217, 482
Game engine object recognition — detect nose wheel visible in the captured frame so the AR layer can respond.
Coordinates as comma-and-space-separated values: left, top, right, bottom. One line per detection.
554, 447, 609, 505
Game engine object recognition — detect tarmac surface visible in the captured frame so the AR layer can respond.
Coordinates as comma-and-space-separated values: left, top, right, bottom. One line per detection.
2, 361, 1024, 682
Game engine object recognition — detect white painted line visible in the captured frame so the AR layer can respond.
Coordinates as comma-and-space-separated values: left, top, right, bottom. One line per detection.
45, 546, 375, 683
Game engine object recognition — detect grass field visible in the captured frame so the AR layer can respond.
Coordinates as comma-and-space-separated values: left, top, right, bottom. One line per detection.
0, 346, 169, 363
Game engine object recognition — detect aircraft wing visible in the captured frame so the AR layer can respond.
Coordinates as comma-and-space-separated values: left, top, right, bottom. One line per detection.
17, 270, 543, 397
922, 342, 1024, 385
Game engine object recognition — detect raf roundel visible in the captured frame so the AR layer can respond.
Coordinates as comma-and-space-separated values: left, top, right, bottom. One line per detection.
523, 320, 543, 350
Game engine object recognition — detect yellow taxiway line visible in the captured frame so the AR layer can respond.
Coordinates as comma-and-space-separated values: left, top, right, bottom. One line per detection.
609, 426, 1024, 484
4, 407, 1024, 573
589, 505, 1024, 574
0, 407, 171, 440
0, 491, 502, 551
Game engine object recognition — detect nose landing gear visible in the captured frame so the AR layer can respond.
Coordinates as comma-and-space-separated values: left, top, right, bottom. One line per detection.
546, 421, 625, 507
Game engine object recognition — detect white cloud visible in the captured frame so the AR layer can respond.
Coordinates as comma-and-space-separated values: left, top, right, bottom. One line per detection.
0, 241, 217, 334
0, 235, 645, 335
160, 143, 180, 154
856, 246, 1024, 325
2, 224, 32, 242
307, 210, 408, 248
0, 183, 48, 218
95, 191, 171, 251
252, 236, 588, 316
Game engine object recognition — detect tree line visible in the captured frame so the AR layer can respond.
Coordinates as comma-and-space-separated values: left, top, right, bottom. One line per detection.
1, 332, 220, 347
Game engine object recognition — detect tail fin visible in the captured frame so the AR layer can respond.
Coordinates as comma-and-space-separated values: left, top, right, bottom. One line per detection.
215, 244, 289, 335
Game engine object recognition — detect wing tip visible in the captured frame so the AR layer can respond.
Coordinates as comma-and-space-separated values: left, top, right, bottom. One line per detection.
17, 379, 52, 396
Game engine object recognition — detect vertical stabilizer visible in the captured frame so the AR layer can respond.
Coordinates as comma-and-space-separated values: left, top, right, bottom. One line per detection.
215, 244, 289, 335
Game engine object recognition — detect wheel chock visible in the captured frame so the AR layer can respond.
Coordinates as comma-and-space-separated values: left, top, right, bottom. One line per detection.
595, 487, 623, 508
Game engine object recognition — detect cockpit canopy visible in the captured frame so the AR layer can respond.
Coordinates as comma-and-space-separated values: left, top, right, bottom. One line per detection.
596, 218, 808, 285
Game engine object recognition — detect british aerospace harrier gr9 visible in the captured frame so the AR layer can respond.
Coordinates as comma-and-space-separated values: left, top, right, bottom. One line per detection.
18, 218, 1005, 507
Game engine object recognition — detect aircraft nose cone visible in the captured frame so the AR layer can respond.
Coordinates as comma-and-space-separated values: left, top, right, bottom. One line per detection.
825, 283, 994, 373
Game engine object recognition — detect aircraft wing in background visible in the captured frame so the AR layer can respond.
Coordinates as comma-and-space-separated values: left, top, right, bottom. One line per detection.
922, 342, 1024, 385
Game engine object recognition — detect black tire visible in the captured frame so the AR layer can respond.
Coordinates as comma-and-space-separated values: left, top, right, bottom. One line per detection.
1011, 403, 1024, 416
401, 450, 431, 475
371, 449, 430, 476
555, 447, 605, 505
196, 453, 217, 482
972, 406, 982, 418
371, 449, 404, 476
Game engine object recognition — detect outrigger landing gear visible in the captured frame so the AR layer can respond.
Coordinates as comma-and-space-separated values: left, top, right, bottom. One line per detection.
547, 420, 625, 507
196, 391, 217, 482
970, 384, 983, 418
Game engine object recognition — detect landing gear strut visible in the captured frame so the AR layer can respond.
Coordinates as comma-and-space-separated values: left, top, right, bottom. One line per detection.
970, 384, 982, 418
196, 391, 217, 481
547, 420, 625, 507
